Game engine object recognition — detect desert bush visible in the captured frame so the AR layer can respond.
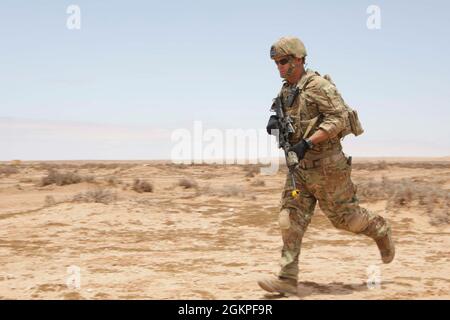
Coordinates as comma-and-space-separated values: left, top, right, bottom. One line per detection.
354, 177, 388, 202
33, 162, 136, 171
178, 177, 198, 189
243, 164, 260, 177
356, 176, 449, 225
392, 162, 450, 170
352, 161, 450, 171
250, 179, 266, 187
202, 173, 215, 180
79, 163, 137, 170
0, 165, 19, 176
106, 176, 121, 186
132, 179, 154, 193
83, 175, 95, 183
352, 161, 389, 171
222, 185, 245, 197
44, 195, 57, 206
34, 162, 75, 170
199, 184, 245, 197
40, 170, 95, 186
81, 163, 114, 169
72, 189, 117, 204
167, 163, 187, 169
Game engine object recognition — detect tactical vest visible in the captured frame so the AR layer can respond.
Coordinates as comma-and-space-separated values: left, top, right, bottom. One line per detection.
279, 70, 364, 160
321, 74, 364, 139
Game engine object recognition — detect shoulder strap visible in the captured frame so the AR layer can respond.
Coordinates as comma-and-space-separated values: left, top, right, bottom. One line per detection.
295, 70, 321, 139
296, 70, 319, 92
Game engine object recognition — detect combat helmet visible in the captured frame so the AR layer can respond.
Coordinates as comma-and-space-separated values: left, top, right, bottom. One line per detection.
270, 36, 307, 60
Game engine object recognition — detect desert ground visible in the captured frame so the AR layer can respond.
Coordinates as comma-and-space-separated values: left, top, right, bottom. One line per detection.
0, 158, 449, 300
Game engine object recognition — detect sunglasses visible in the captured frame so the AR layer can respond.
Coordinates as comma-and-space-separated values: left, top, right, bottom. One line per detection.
274, 57, 291, 66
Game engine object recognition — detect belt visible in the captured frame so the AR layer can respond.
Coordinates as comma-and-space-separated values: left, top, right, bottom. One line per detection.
298, 152, 346, 170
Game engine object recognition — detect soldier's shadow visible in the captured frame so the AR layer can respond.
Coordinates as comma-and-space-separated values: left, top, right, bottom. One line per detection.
264, 280, 395, 299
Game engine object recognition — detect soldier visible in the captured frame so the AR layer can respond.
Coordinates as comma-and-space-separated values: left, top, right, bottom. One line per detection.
258, 36, 395, 296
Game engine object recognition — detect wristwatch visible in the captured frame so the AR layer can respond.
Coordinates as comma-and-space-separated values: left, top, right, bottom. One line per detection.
304, 138, 314, 149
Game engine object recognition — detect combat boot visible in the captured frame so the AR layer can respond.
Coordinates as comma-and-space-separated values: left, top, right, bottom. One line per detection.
375, 227, 395, 263
257, 276, 298, 296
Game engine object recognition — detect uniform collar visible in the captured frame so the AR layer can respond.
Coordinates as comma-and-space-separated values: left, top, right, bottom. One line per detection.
296, 68, 315, 90
282, 68, 315, 89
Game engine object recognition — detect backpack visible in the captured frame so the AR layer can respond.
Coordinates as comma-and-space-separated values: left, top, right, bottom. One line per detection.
322, 74, 364, 138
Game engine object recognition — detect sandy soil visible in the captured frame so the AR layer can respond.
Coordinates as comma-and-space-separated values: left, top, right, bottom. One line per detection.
0, 158, 449, 300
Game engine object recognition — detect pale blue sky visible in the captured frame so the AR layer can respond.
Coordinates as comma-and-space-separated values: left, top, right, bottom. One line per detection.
1, 0, 449, 160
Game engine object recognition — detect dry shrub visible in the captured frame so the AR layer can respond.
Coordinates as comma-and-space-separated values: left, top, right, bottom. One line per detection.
222, 185, 245, 197
83, 175, 95, 183
202, 173, 215, 180
390, 162, 450, 170
198, 184, 245, 197
44, 195, 57, 206
352, 161, 389, 171
34, 162, 73, 170
243, 164, 260, 177
132, 179, 153, 193
178, 178, 198, 189
106, 176, 121, 186
80, 163, 137, 170
355, 177, 388, 202
122, 183, 130, 191
251, 179, 266, 187
167, 163, 187, 169
40, 170, 95, 186
0, 165, 19, 176
33, 162, 137, 171
81, 163, 117, 170
72, 189, 117, 204
356, 176, 449, 225
353, 161, 450, 171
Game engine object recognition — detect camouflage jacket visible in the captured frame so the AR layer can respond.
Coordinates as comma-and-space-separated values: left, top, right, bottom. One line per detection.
279, 69, 347, 160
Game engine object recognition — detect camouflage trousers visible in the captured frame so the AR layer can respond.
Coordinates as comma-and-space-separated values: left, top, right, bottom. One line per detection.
278, 153, 390, 281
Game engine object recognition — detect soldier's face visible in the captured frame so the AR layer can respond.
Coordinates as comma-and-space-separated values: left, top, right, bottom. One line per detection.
274, 56, 291, 78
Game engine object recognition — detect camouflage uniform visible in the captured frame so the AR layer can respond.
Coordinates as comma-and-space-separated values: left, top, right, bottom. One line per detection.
276, 67, 392, 282
258, 37, 394, 295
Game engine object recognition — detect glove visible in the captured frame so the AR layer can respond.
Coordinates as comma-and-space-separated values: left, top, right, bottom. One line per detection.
289, 139, 311, 160
266, 115, 279, 135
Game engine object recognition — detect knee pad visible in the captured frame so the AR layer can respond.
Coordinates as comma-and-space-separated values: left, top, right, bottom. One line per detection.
346, 212, 369, 233
279, 209, 291, 230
